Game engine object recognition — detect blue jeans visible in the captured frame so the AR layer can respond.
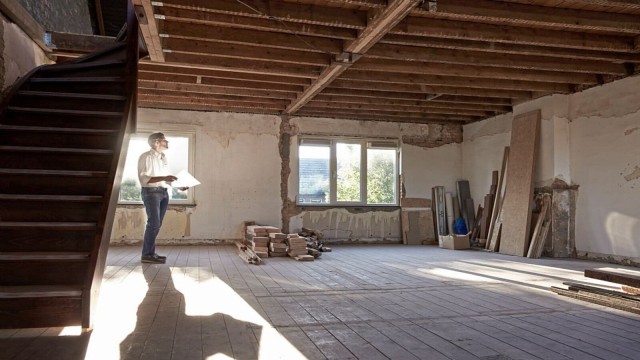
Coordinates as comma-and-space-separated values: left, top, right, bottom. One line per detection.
141, 187, 169, 257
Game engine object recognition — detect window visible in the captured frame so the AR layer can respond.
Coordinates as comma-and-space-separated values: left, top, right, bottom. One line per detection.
119, 132, 195, 204
298, 137, 398, 206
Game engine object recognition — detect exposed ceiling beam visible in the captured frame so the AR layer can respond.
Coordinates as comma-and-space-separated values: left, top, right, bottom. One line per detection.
285, 0, 422, 114
133, 0, 164, 61
138, 80, 297, 100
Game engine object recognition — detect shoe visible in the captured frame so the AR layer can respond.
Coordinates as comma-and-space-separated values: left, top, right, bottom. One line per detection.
141, 254, 166, 264
154, 253, 166, 260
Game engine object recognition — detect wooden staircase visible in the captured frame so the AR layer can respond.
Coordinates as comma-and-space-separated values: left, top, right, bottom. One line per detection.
0, 3, 139, 329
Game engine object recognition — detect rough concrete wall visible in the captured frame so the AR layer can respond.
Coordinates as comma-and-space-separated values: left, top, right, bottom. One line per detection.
0, 14, 51, 91
111, 109, 283, 244
569, 75, 640, 261
16, 0, 92, 34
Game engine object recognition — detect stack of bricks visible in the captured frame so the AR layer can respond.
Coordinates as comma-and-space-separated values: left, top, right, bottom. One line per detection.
286, 234, 314, 261
246, 225, 281, 258
268, 232, 288, 257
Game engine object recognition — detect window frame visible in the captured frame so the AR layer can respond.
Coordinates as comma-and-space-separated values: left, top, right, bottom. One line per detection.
297, 136, 399, 207
118, 131, 196, 205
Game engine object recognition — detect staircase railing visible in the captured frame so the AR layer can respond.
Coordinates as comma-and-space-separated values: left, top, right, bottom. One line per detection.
82, 0, 139, 328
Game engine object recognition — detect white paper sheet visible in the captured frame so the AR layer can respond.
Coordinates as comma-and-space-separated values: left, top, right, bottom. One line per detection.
171, 169, 201, 188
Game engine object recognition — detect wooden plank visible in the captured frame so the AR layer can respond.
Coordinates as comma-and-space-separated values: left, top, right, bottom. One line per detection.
584, 269, 640, 289
499, 110, 541, 257
486, 147, 509, 250
527, 195, 551, 258
133, 0, 164, 61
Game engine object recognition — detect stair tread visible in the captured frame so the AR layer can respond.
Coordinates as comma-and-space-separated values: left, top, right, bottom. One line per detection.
0, 221, 97, 229
39, 59, 125, 72
0, 168, 108, 177
0, 124, 118, 134
0, 252, 90, 260
29, 76, 124, 83
0, 145, 113, 154
7, 106, 122, 117
0, 285, 82, 298
17, 90, 126, 101
0, 194, 102, 202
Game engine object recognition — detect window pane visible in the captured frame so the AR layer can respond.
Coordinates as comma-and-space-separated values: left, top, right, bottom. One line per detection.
298, 145, 330, 204
336, 143, 361, 202
367, 148, 396, 204
119, 135, 190, 202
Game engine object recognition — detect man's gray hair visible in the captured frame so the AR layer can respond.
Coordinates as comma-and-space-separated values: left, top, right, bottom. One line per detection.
148, 132, 165, 147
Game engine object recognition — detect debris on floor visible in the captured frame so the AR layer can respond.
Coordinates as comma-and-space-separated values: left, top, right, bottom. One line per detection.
551, 268, 640, 315
241, 222, 332, 263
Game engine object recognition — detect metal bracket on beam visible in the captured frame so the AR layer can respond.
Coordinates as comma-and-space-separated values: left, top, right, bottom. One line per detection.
418, 0, 437, 12
333, 52, 362, 66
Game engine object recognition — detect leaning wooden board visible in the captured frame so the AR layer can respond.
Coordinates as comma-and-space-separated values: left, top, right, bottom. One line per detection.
499, 110, 541, 257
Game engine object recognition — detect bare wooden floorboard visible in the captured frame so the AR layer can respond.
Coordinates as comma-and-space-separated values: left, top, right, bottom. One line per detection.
4, 244, 640, 360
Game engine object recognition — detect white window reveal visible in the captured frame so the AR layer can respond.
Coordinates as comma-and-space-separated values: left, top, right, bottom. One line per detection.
298, 137, 399, 206
119, 132, 195, 204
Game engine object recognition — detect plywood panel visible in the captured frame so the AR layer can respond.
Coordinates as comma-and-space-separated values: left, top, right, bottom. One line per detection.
499, 110, 540, 256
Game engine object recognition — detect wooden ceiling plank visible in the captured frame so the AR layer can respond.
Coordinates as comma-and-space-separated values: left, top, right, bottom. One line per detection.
162, 37, 332, 66
380, 35, 640, 63
158, 0, 367, 28
138, 80, 297, 100
353, 58, 599, 84
138, 94, 284, 110
367, 43, 628, 75
159, 21, 344, 53
327, 80, 532, 99
321, 86, 530, 101
157, 6, 357, 39
392, 17, 634, 51
341, 70, 571, 92
305, 101, 494, 116
139, 72, 304, 93
312, 94, 511, 111
162, 52, 322, 78
286, 0, 421, 114
140, 63, 311, 85
413, 0, 640, 34
139, 101, 282, 114
133, 0, 165, 61
139, 88, 290, 106
296, 109, 475, 122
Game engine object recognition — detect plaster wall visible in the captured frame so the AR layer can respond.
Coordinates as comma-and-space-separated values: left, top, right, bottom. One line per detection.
0, 14, 50, 91
111, 109, 283, 243
569, 75, 640, 259
287, 116, 462, 242
463, 75, 640, 260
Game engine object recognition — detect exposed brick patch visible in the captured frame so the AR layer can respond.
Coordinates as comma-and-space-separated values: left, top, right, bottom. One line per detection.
402, 123, 462, 148
279, 116, 299, 233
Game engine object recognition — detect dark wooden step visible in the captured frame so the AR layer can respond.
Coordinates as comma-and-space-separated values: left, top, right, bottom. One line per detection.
13, 91, 126, 112
0, 124, 119, 150
0, 252, 90, 261
0, 256, 89, 286
1, 107, 123, 130
0, 168, 108, 196
584, 269, 640, 289
25, 76, 125, 95
6, 106, 122, 118
0, 146, 113, 171
37, 59, 126, 78
0, 227, 96, 252
0, 221, 97, 230
0, 195, 103, 222
0, 286, 82, 328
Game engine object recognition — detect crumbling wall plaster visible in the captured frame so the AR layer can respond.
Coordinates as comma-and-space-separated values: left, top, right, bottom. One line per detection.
1, 14, 50, 91
290, 208, 401, 243
569, 75, 640, 259
112, 110, 282, 243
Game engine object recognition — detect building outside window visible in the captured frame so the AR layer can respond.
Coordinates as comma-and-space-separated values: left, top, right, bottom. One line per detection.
119, 132, 195, 204
298, 137, 399, 206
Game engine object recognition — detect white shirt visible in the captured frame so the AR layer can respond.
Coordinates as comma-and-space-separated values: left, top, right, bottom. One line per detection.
138, 149, 170, 188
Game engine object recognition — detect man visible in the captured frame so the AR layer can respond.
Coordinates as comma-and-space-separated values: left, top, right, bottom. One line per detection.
138, 132, 186, 264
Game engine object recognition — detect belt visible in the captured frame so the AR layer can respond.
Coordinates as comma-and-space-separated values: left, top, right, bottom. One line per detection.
142, 186, 167, 190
